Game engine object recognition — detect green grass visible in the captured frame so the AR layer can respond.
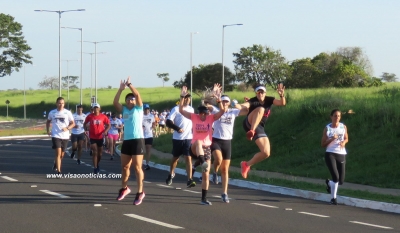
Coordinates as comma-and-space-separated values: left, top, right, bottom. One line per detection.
2, 84, 400, 190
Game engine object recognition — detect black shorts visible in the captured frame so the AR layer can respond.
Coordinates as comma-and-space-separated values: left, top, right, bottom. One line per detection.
211, 138, 232, 160
144, 137, 153, 145
189, 144, 211, 160
121, 139, 145, 156
118, 129, 121, 133
90, 139, 104, 147
171, 139, 191, 157
243, 117, 267, 141
52, 137, 68, 151
71, 133, 86, 143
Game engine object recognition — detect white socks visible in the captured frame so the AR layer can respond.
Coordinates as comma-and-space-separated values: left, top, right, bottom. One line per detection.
329, 180, 339, 199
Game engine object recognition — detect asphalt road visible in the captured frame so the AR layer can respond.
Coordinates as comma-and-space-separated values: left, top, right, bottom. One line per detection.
1, 137, 399, 233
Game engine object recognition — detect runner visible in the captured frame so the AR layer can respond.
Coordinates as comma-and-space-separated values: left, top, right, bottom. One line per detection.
159, 111, 166, 134
165, 93, 195, 188
70, 104, 87, 165
108, 113, 123, 160
83, 103, 110, 174
113, 77, 146, 205
208, 94, 241, 203
233, 83, 286, 179
142, 104, 156, 170
179, 85, 225, 205
46, 97, 75, 174
321, 109, 349, 205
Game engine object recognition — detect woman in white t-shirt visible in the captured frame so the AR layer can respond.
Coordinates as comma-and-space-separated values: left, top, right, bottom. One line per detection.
108, 113, 123, 160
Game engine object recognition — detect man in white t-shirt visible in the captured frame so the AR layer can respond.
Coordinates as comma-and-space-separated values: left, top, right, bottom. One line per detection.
165, 93, 196, 188
70, 104, 87, 165
46, 97, 75, 174
142, 104, 156, 170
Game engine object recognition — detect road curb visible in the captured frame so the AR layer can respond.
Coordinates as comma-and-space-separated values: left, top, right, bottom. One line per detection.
0, 135, 49, 140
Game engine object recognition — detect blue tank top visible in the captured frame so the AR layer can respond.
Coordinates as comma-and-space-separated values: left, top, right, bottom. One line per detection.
122, 106, 144, 140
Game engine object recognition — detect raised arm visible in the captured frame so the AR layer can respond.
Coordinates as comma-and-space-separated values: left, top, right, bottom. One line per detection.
178, 86, 192, 120
113, 80, 125, 113
273, 83, 286, 106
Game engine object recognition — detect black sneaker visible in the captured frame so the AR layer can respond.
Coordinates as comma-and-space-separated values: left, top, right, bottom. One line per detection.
144, 164, 151, 170
200, 199, 212, 205
325, 179, 331, 194
187, 179, 196, 188
52, 163, 57, 172
110, 156, 114, 160
329, 198, 337, 205
77, 159, 81, 165
90, 150, 93, 156
166, 173, 175, 185
70, 151, 75, 159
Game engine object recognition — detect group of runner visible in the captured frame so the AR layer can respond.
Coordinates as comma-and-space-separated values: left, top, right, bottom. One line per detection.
46, 77, 348, 206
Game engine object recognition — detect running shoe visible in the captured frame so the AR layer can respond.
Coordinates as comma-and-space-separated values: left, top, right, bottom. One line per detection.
52, 163, 57, 172
221, 193, 230, 203
93, 168, 97, 174
212, 173, 219, 184
325, 179, 331, 194
70, 151, 75, 159
198, 176, 202, 182
186, 179, 196, 188
77, 159, 81, 165
200, 199, 212, 205
90, 150, 93, 156
144, 164, 151, 170
201, 162, 209, 172
240, 161, 250, 179
116, 187, 131, 201
329, 198, 337, 205
166, 173, 175, 185
133, 192, 145, 205
110, 156, 114, 161
246, 130, 255, 140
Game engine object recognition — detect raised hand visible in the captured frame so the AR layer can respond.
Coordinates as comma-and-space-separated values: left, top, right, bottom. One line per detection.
181, 86, 188, 97
125, 76, 131, 85
119, 80, 126, 90
213, 83, 222, 99
277, 83, 285, 97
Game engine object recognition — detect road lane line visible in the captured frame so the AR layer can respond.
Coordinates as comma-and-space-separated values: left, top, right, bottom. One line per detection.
39, 190, 70, 198
94, 204, 102, 207
1, 176, 18, 181
143, 181, 152, 183
157, 184, 173, 188
124, 214, 184, 229
298, 212, 329, 218
251, 203, 279, 208
183, 190, 201, 194
349, 221, 393, 229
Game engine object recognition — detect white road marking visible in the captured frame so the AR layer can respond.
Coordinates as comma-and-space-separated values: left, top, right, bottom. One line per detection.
31, 185, 37, 187
298, 212, 329, 218
5, 144, 11, 146
285, 208, 292, 210
39, 190, 70, 198
183, 189, 201, 194
100, 169, 106, 172
94, 204, 102, 207
212, 195, 233, 200
349, 221, 393, 229
1, 176, 18, 181
16, 142, 21, 144
85, 164, 91, 167
157, 184, 173, 188
143, 181, 151, 183
251, 203, 279, 208
124, 214, 184, 229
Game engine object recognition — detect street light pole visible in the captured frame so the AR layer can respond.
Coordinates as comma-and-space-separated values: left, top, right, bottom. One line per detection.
34, 9, 85, 97
190, 32, 199, 106
62, 27, 83, 104
83, 41, 113, 103
83, 52, 106, 102
62, 59, 78, 109
222, 23, 243, 93
23, 66, 26, 120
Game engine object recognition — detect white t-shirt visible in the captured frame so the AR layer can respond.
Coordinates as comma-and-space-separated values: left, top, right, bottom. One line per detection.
159, 113, 166, 125
71, 113, 87, 135
210, 106, 240, 140
326, 122, 347, 155
109, 118, 122, 135
167, 105, 194, 140
142, 113, 155, 138
48, 109, 74, 139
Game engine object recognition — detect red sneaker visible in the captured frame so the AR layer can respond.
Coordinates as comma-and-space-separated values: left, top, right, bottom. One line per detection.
133, 192, 145, 205
246, 130, 255, 140
241, 161, 250, 179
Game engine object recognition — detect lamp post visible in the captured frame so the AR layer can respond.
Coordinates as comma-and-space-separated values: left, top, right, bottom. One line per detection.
62, 27, 83, 104
83, 52, 105, 100
190, 32, 199, 106
222, 23, 243, 93
62, 59, 78, 109
34, 9, 85, 97
83, 41, 113, 103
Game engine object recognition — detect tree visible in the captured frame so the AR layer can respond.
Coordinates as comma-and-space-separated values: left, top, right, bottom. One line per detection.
172, 63, 235, 93
0, 13, 32, 77
61, 76, 79, 89
38, 76, 59, 90
157, 73, 170, 87
233, 44, 290, 89
380, 72, 398, 82
336, 47, 373, 76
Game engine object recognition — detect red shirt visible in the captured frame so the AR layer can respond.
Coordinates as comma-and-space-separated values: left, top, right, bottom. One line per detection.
84, 113, 110, 139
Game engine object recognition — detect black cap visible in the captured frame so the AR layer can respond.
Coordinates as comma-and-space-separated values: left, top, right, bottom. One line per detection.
197, 105, 209, 114
77, 104, 83, 108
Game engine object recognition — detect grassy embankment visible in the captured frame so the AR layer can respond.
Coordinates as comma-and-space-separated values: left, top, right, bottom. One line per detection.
1, 84, 400, 203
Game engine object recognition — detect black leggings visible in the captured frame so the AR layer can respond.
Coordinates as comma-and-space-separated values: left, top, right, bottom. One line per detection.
324, 152, 346, 185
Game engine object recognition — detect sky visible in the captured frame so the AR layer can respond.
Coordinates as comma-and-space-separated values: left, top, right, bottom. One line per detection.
1, 0, 400, 94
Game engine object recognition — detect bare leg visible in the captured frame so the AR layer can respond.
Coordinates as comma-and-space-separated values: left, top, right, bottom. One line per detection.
121, 154, 132, 188
169, 156, 179, 174
247, 137, 271, 166
201, 160, 211, 190
91, 144, 98, 168
54, 148, 62, 172
145, 144, 152, 165
185, 156, 192, 180
213, 150, 223, 173
247, 107, 265, 132
132, 155, 144, 193
77, 140, 83, 160
220, 160, 230, 194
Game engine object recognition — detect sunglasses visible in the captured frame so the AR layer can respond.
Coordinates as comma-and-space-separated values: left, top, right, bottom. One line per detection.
126, 97, 135, 101
256, 90, 265, 94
